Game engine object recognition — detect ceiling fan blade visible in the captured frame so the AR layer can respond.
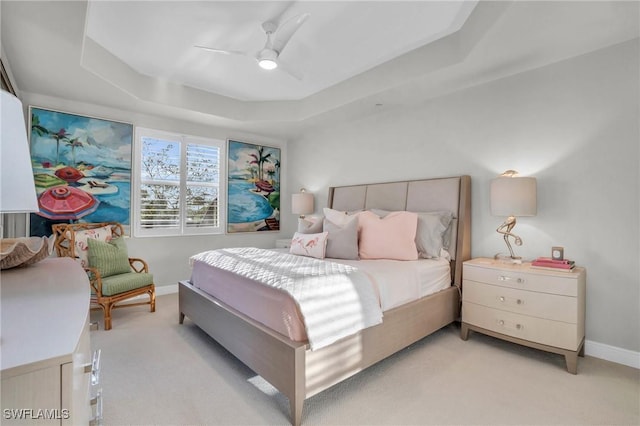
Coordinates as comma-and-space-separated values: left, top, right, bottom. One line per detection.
277, 59, 303, 81
194, 45, 247, 57
271, 13, 309, 54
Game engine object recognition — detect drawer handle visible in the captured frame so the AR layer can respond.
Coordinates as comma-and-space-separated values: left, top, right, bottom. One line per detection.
91, 349, 102, 386
497, 319, 524, 331
498, 275, 524, 284
90, 389, 103, 426
498, 296, 524, 305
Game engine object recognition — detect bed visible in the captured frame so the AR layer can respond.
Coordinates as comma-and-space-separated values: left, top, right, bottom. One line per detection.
178, 175, 471, 425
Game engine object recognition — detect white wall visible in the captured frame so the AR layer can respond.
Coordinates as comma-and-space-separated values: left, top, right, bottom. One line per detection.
19, 92, 290, 290
12, 38, 639, 364
286, 40, 640, 356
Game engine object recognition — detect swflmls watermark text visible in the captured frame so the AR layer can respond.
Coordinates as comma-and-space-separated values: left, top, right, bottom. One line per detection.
3, 408, 70, 420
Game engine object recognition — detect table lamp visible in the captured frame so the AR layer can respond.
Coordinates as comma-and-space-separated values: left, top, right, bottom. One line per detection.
490, 170, 537, 262
291, 188, 313, 219
1, 90, 50, 269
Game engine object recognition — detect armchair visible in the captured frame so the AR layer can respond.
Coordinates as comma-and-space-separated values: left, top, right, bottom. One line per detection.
52, 222, 155, 330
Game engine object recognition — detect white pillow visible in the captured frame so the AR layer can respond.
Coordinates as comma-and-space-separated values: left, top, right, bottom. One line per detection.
297, 216, 323, 234
322, 207, 358, 227
68, 225, 113, 267
289, 232, 328, 259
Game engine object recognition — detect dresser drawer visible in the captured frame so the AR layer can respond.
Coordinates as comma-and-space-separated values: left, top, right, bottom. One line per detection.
463, 302, 581, 351
463, 280, 577, 323
463, 263, 579, 296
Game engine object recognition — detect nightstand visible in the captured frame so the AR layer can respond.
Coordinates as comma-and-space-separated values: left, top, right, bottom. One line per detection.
275, 238, 292, 249
461, 257, 586, 374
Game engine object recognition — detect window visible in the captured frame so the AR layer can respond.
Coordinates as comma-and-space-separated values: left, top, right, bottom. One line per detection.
133, 127, 225, 236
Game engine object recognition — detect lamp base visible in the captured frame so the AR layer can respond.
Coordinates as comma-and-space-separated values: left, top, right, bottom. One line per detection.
494, 253, 523, 264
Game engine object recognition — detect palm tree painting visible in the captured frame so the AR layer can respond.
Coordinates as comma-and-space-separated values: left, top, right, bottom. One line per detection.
28, 107, 133, 237
227, 140, 281, 233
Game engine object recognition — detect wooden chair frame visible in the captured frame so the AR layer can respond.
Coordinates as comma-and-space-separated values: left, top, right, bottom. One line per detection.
52, 222, 155, 330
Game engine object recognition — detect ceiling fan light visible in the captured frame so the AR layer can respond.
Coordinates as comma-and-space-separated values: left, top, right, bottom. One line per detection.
257, 49, 278, 70
258, 58, 278, 70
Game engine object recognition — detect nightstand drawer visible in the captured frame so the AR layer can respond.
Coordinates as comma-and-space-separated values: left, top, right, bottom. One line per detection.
463, 303, 581, 351
463, 264, 578, 296
463, 280, 577, 323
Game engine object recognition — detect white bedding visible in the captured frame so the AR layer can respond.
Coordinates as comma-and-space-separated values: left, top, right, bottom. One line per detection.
190, 247, 383, 350
330, 257, 451, 311
190, 248, 452, 349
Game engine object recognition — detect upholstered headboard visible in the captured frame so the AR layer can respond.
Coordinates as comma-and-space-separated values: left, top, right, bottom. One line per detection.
328, 175, 471, 287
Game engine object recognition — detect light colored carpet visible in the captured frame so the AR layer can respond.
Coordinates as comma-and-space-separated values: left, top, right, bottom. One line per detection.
91, 294, 639, 425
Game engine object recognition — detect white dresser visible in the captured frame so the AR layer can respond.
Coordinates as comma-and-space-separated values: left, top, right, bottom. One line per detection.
461, 257, 586, 374
1, 258, 100, 424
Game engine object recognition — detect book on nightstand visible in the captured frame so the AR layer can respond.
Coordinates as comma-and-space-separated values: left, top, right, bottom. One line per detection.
531, 257, 576, 271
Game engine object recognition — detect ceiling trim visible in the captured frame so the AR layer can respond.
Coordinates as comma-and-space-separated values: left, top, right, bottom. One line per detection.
79, 1, 508, 124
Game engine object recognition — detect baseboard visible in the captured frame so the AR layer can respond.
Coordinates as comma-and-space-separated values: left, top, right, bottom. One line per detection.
585, 340, 640, 370
150, 284, 640, 370
156, 283, 178, 296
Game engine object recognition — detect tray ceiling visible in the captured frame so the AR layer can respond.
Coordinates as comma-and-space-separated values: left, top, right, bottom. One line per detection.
2, 1, 638, 137
84, 1, 477, 102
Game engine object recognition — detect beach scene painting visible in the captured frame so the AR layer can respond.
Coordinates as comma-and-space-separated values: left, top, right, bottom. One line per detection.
227, 140, 280, 233
28, 107, 132, 236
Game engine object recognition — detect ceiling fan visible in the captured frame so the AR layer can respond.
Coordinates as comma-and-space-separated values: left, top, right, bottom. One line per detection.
195, 13, 310, 79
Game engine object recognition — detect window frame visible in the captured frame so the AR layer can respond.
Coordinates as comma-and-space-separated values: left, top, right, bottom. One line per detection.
132, 127, 226, 237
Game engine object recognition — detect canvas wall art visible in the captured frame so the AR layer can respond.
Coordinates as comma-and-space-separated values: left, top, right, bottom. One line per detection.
28, 107, 133, 236
227, 140, 280, 233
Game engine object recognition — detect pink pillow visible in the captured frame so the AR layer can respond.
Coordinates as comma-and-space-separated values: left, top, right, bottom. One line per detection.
358, 211, 419, 260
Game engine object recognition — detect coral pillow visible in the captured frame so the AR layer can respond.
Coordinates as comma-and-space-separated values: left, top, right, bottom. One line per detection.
289, 232, 328, 259
68, 225, 113, 267
358, 211, 418, 260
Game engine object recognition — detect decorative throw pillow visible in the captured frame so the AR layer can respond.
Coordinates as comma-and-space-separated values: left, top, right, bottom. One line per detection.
323, 217, 359, 260
358, 211, 418, 260
415, 211, 453, 258
298, 217, 323, 234
289, 232, 328, 259
322, 207, 358, 227
69, 225, 113, 267
87, 237, 131, 278
370, 209, 453, 259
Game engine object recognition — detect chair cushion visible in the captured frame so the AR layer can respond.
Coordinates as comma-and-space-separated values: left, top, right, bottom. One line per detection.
100, 272, 154, 296
88, 237, 131, 278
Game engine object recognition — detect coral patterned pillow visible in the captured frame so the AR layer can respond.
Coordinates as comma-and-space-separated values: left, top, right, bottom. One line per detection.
289, 232, 329, 259
358, 211, 419, 260
68, 225, 113, 267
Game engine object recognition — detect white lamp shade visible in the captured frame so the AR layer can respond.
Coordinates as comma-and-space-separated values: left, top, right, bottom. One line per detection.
291, 192, 314, 215
1, 91, 38, 213
490, 176, 537, 217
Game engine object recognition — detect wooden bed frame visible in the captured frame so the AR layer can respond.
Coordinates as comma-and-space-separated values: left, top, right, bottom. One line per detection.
179, 175, 471, 425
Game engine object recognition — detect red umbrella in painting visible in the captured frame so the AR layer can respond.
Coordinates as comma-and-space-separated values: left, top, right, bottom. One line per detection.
37, 185, 99, 220
54, 166, 84, 183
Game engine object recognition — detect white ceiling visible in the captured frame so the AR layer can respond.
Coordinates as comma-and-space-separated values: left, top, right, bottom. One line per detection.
85, 1, 477, 102
1, 1, 638, 138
